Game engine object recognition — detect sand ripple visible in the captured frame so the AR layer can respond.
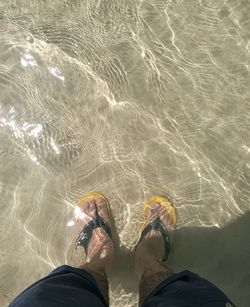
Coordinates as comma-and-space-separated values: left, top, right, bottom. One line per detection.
0, 0, 250, 306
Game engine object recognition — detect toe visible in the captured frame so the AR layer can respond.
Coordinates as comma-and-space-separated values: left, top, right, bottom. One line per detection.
75, 200, 95, 225
159, 207, 175, 232
145, 201, 176, 234
146, 203, 161, 222
95, 198, 110, 224
87, 200, 97, 218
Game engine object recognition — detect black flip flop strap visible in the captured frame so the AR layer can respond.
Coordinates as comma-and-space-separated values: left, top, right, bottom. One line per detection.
75, 214, 112, 255
139, 216, 171, 262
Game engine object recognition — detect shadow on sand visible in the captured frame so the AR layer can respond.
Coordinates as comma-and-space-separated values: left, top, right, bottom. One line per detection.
110, 211, 250, 307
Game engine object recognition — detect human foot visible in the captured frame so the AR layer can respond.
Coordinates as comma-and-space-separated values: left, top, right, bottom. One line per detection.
74, 194, 114, 270
135, 197, 176, 277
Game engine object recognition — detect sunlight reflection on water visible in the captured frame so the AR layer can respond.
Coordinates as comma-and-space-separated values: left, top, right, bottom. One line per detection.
0, 0, 250, 306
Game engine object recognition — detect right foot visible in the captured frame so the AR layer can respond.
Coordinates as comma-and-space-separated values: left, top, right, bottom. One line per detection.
71, 196, 114, 269
135, 202, 175, 265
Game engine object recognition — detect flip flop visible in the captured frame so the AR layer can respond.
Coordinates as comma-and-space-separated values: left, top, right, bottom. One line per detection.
137, 195, 176, 262
75, 192, 113, 255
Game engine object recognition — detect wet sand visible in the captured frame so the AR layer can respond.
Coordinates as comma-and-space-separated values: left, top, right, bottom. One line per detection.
0, 0, 250, 306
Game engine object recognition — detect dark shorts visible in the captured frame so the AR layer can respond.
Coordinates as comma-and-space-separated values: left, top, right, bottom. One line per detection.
9, 265, 235, 307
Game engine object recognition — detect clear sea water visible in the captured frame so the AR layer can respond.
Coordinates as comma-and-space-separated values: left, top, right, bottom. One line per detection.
0, 0, 250, 306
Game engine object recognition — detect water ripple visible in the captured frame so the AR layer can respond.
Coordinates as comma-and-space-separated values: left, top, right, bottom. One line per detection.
0, 0, 250, 306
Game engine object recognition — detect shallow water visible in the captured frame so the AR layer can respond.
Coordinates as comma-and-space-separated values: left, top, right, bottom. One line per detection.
0, 0, 250, 306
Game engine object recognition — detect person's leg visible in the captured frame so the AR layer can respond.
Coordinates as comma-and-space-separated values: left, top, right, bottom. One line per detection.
9, 195, 114, 307
135, 202, 175, 306
75, 197, 115, 304
135, 200, 235, 307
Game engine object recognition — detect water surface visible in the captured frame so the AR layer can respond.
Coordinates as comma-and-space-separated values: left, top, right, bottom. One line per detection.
0, 0, 250, 306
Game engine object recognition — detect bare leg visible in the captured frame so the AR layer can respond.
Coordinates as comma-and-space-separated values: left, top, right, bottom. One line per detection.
74, 198, 114, 304
135, 203, 175, 306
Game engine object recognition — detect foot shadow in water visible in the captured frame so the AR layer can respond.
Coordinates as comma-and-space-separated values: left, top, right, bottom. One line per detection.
109, 212, 250, 307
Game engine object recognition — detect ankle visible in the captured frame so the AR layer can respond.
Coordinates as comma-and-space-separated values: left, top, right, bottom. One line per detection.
81, 264, 109, 304
135, 256, 163, 280
84, 246, 114, 272
80, 259, 107, 277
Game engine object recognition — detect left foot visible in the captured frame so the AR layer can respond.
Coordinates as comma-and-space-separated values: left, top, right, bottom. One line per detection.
135, 202, 175, 277
73, 197, 114, 269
